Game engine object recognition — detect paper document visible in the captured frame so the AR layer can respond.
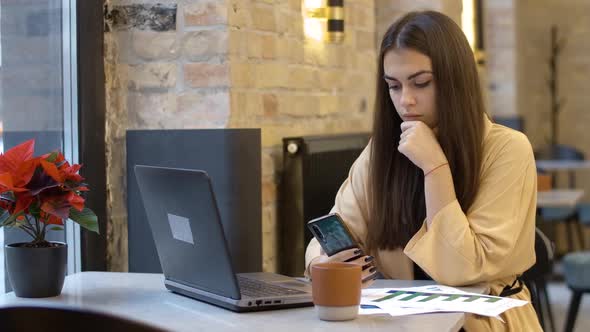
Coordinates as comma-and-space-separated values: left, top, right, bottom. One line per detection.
359, 285, 527, 319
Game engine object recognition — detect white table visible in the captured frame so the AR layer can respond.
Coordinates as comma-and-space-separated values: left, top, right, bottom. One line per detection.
537, 189, 585, 208
536, 160, 590, 171
0, 272, 487, 332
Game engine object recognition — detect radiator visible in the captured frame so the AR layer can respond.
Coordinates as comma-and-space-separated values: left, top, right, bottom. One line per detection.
279, 133, 370, 276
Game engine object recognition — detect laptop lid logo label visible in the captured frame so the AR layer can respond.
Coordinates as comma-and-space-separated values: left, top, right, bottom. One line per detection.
167, 213, 194, 245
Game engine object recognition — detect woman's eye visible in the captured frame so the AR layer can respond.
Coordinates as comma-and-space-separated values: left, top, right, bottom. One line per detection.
415, 81, 431, 88
388, 85, 401, 91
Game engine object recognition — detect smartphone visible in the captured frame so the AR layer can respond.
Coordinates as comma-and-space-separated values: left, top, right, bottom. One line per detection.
307, 213, 358, 257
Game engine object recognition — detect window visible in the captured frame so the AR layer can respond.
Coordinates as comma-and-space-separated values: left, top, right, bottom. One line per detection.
0, 0, 79, 292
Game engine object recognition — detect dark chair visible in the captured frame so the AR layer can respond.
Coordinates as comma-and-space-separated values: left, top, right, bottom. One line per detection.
0, 306, 167, 332
522, 228, 556, 332
492, 115, 525, 132
535, 144, 586, 252
562, 251, 590, 332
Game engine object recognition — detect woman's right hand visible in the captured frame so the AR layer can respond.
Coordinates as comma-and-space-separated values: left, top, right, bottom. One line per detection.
309, 248, 378, 288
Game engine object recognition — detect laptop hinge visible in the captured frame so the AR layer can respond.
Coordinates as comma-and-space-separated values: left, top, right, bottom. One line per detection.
165, 278, 242, 302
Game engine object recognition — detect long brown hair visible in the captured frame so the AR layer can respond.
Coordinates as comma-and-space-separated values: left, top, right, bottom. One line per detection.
367, 11, 486, 252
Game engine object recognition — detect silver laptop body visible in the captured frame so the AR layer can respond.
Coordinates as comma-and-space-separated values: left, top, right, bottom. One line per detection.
134, 165, 313, 312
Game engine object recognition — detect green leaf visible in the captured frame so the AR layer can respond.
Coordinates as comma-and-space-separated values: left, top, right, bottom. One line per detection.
0, 209, 10, 227
0, 192, 15, 202
69, 207, 99, 234
50, 226, 64, 231
29, 200, 40, 216
1, 212, 20, 227
45, 152, 59, 163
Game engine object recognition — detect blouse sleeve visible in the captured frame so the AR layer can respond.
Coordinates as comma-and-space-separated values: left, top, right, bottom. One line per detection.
404, 132, 537, 286
304, 144, 371, 275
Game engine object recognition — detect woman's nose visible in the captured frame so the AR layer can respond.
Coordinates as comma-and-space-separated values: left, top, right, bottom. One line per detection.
400, 88, 416, 107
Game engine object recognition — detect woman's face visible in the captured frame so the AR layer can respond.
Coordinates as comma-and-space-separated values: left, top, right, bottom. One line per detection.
383, 48, 437, 129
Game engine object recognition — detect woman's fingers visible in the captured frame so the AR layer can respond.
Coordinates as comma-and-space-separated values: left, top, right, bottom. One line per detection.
362, 266, 378, 288
362, 276, 377, 288
311, 250, 378, 288
345, 255, 378, 285
320, 248, 363, 263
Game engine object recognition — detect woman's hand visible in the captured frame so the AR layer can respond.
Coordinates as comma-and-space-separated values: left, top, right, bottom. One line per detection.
309, 248, 378, 288
398, 121, 447, 172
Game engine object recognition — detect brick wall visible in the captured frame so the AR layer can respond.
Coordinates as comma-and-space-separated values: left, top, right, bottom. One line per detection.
104, 0, 464, 272
515, 0, 590, 250
485, 0, 517, 118
225, 0, 377, 271
375, 0, 462, 42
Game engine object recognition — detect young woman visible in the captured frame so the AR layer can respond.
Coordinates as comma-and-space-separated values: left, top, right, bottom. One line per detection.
305, 11, 542, 331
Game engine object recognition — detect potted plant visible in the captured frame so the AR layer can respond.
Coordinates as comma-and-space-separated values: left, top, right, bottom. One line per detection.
0, 139, 98, 298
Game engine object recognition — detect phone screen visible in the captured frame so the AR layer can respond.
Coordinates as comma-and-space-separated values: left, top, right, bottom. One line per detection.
307, 214, 356, 256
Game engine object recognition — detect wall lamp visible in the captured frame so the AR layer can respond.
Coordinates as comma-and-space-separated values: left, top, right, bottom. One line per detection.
303, 0, 344, 43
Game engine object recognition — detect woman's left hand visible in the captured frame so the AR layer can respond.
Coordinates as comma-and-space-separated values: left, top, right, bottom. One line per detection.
398, 121, 448, 172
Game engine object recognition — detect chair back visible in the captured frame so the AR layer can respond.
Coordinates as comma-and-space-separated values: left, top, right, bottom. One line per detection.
522, 228, 555, 281
534, 144, 584, 161
493, 116, 525, 132
0, 306, 167, 332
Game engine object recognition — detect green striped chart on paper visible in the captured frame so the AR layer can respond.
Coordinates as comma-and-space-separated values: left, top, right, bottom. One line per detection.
373, 290, 504, 304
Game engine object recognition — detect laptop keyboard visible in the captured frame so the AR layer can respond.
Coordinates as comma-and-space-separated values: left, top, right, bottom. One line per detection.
237, 276, 307, 298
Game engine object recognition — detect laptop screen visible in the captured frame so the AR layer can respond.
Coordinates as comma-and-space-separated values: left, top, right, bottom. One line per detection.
134, 165, 241, 300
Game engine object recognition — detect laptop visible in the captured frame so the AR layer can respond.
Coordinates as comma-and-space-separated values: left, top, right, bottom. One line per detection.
134, 165, 313, 312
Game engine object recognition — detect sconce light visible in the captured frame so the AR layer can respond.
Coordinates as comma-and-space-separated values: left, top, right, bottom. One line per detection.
303, 0, 344, 43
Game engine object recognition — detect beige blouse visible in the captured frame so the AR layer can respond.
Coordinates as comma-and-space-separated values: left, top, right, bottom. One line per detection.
305, 116, 542, 331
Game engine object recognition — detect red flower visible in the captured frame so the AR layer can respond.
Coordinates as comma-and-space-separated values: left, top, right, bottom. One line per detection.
0, 139, 98, 243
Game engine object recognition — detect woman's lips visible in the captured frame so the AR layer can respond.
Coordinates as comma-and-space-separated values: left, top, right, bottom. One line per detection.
402, 114, 422, 120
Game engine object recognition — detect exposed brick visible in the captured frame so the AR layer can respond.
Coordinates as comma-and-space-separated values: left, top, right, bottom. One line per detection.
262, 180, 277, 205
356, 52, 378, 73
183, 30, 228, 60
262, 204, 278, 272
262, 93, 279, 116
261, 149, 276, 178
177, 91, 231, 127
288, 66, 317, 89
303, 41, 328, 66
318, 70, 343, 90
261, 35, 276, 60
230, 61, 254, 88
184, 63, 230, 88
184, 0, 227, 26
326, 45, 345, 68
228, 0, 252, 27
228, 29, 249, 57
127, 92, 177, 129
275, 37, 290, 60
287, 38, 304, 63
127, 63, 177, 90
254, 63, 288, 89
319, 95, 340, 115
245, 93, 264, 116
287, 14, 304, 39
356, 30, 375, 51
352, 6, 369, 30
252, 5, 276, 31
132, 31, 179, 61
288, 0, 301, 11
246, 31, 263, 58
275, 9, 290, 35
287, 95, 320, 116
107, 4, 177, 32
261, 125, 299, 147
